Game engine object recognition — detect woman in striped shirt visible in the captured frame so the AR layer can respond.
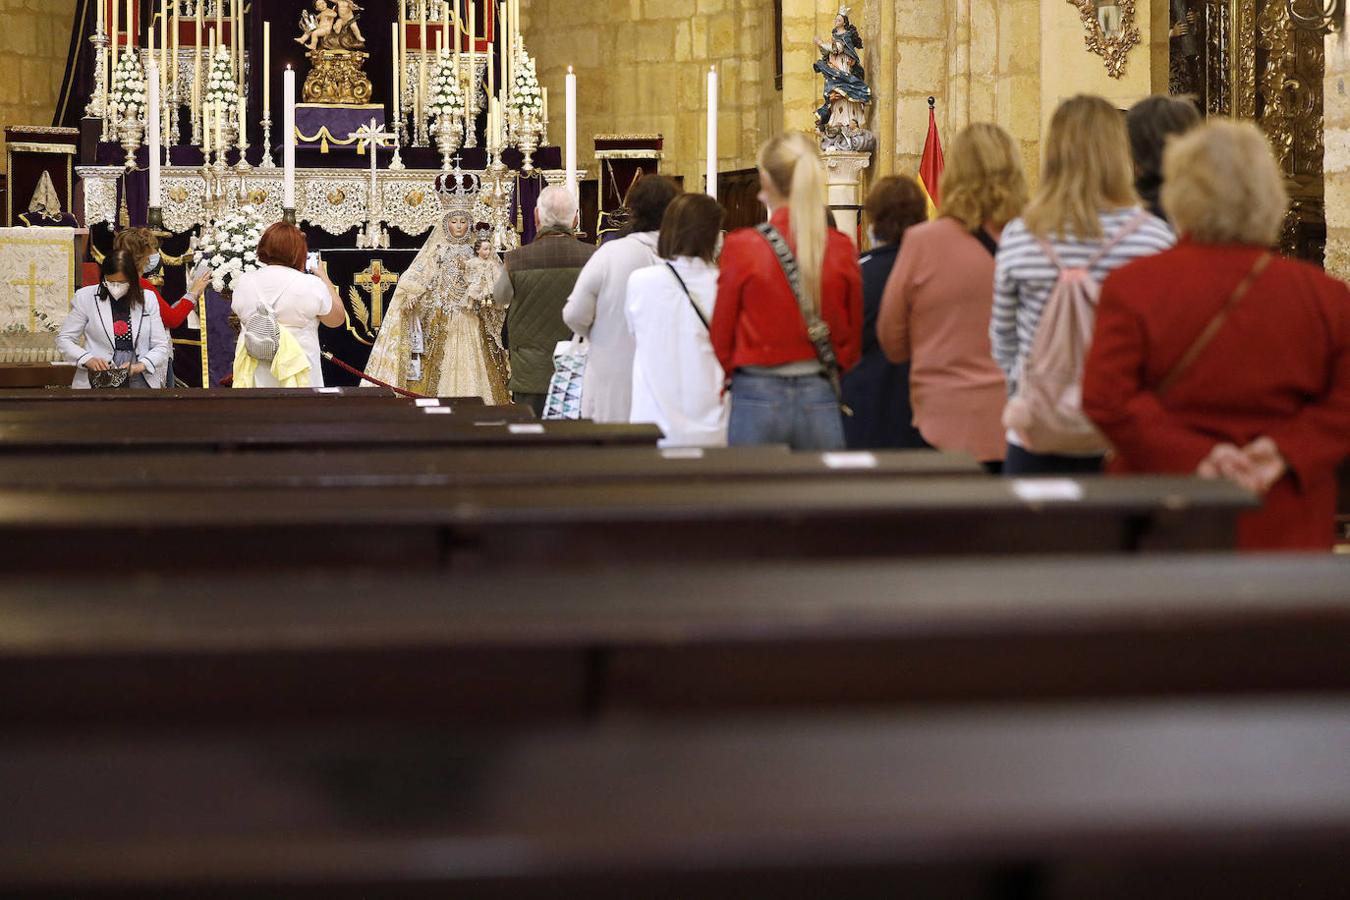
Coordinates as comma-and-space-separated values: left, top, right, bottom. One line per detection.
991, 94, 1176, 476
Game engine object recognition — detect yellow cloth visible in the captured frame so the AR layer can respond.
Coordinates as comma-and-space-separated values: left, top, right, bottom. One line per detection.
232, 327, 312, 388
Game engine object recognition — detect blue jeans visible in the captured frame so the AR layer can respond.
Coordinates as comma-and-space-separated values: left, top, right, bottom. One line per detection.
727, 371, 846, 451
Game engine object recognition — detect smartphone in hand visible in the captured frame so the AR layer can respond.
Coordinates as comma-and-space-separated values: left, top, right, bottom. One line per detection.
306, 252, 321, 274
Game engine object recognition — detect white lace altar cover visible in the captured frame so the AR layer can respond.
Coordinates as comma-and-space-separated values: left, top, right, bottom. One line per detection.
0, 227, 78, 363
77, 166, 570, 237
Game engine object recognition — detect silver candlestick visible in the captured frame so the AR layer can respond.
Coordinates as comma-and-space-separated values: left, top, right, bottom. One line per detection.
87, 28, 110, 139
259, 117, 276, 168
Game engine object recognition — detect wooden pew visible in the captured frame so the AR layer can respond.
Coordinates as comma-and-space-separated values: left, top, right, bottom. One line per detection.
0, 387, 474, 402
1, 555, 1345, 728
0, 418, 661, 454
1, 701, 1347, 898
0, 447, 980, 490
0, 476, 1254, 571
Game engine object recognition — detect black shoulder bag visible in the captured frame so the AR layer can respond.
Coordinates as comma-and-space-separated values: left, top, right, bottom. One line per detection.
754, 223, 850, 415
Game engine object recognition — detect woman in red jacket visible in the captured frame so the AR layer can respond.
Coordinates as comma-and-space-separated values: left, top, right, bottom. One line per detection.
114, 227, 210, 330
1083, 121, 1350, 551
711, 132, 863, 450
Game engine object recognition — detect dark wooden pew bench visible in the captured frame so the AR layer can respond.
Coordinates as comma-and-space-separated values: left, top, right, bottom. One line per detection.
5, 554, 1342, 729
0, 476, 1254, 571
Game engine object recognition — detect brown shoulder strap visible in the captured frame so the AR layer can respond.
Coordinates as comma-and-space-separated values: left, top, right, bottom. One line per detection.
1156, 252, 1272, 397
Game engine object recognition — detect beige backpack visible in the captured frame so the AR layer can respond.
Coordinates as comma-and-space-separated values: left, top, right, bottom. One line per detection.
1003, 212, 1148, 454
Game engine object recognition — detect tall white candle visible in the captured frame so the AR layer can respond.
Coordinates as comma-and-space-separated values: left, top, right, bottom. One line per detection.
419, 0, 429, 132
391, 24, 401, 125
565, 66, 576, 202
263, 21, 271, 120
283, 66, 297, 208
111, 0, 119, 56
706, 65, 718, 200
97, 0, 104, 33
148, 60, 162, 207
215, 99, 223, 158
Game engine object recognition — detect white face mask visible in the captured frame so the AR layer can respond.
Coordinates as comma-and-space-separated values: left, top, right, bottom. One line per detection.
104, 281, 131, 301
143, 253, 161, 275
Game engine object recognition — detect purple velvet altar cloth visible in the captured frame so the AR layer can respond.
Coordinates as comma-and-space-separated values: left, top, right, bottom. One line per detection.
295, 105, 387, 154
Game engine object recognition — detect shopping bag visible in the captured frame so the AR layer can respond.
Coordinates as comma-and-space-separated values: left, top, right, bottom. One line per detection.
542, 335, 587, 420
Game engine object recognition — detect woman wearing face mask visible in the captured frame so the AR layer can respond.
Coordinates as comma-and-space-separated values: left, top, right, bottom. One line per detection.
57, 250, 171, 389
113, 227, 211, 330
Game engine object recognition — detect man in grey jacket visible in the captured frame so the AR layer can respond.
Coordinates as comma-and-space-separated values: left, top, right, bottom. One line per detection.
494, 186, 595, 416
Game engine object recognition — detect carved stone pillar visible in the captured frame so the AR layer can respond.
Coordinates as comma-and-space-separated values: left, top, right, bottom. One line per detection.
823, 150, 871, 246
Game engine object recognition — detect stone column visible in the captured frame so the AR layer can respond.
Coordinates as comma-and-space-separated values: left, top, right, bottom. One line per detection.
823, 150, 871, 245
1325, 34, 1349, 281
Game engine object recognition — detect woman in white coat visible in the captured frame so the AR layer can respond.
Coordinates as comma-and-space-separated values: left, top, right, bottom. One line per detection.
562, 175, 680, 422
57, 250, 170, 388
625, 193, 728, 447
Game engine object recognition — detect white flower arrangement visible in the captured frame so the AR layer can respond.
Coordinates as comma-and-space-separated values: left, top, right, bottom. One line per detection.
110, 49, 147, 122
204, 47, 239, 118
428, 55, 463, 123
193, 205, 266, 294
507, 51, 543, 115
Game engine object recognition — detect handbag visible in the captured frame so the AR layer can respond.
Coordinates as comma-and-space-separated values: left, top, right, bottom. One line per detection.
754, 223, 851, 415
89, 365, 130, 389
1155, 252, 1272, 396
542, 334, 588, 420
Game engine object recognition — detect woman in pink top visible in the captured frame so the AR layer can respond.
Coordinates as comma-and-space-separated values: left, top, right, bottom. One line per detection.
877, 123, 1028, 470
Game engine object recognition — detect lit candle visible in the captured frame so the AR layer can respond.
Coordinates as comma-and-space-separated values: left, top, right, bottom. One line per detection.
263, 21, 270, 120
391, 24, 401, 126
706, 65, 718, 200
283, 65, 296, 209
148, 60, 162, 206
565, 65, 576, 201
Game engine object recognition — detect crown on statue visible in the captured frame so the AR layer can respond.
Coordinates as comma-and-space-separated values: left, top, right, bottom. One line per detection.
837, 3, 851, 16
435, 170, 480, 215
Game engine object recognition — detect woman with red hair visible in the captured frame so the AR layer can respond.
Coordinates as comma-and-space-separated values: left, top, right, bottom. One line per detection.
230, 222, 344, 387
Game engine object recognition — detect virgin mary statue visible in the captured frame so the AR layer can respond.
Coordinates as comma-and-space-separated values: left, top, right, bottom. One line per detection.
363, 176, 510, 403
813, 5, 874, 149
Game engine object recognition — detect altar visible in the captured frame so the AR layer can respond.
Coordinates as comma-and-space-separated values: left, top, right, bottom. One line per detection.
69, 0, 571, 387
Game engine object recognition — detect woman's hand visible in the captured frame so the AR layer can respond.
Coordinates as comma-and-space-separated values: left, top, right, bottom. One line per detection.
1196, 438, 1286, 495
189, 270, 212, 299
1241, 436, 1287, 493
86, 357, 111, 372
128, 362, 146, 376
316, 260, 334, 285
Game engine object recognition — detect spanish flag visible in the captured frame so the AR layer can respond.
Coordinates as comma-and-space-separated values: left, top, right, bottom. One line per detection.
918, 98, 944, 219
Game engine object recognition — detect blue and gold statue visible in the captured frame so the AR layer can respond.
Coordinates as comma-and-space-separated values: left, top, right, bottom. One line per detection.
813, 6, 875, 152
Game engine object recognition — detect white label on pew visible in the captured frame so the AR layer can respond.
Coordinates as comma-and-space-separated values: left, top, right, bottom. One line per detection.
475, 420, 508, 427
661, 447, 705, 460
315, 387, 342, 394
822, 452, 878, 470
1011, 479, 1084, 503
415, 398, 441, 408
423, 407, 453, 415
509, 423, 546, 435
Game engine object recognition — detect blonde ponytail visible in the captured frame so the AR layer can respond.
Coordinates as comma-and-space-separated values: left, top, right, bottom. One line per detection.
759, 133, 828, 313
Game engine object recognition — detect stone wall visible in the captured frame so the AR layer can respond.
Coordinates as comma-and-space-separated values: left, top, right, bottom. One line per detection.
522, 0, 779, 189
0, 0, 80, 175
1325, 35, 1349, 280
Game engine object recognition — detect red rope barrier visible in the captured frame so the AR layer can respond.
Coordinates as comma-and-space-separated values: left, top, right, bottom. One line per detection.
321, 352, 430, 400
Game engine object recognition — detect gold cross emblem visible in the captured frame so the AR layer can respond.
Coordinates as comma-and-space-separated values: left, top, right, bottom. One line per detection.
11, 262, 57, 331
353, 260, 399, 330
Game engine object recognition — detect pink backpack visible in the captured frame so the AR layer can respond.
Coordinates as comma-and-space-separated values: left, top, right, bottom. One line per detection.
1003, 212, 1148, 454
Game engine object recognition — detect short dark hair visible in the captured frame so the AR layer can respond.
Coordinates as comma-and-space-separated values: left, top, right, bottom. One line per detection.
657, 193, 724, 262
627, 175, 682, 233
101, 250, 145, 308
1126, 95, 1202, 184
865, 176, 928, 245
256, 222, 309, 271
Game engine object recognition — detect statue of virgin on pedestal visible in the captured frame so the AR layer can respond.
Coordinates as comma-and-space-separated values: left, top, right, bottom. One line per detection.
362, 177, 509, 403
813, 6, 876, 152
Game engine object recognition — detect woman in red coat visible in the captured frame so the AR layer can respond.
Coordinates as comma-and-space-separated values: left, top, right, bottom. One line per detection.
1083, 121, 1350, 550
711, 132, 863, 450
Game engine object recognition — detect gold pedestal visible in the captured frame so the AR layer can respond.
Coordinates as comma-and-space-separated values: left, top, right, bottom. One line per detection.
303, 49, 374, 105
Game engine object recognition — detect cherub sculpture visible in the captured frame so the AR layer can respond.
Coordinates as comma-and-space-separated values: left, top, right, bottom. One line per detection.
297, 0, 365, 51
813, 5, 876, 152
